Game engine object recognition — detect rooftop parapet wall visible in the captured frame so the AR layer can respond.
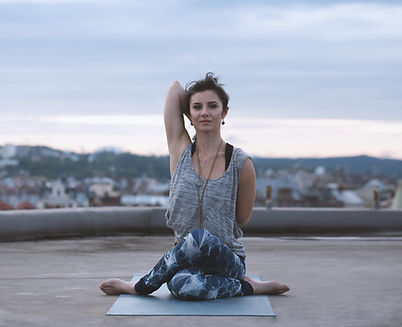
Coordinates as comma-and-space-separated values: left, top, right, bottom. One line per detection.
1, 207, 402, 242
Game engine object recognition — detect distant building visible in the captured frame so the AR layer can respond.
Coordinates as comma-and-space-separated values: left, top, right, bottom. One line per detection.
276, 187, 300, 207
314, 166, 326, 176
392, 180, 402, 209
17, 202, 36, 210
0, 181, 19, 208
357, 178, 393, 208
331, 189, 364, 208
88, 177, 120, 206
256, 174, 298, 206
1, 144, 16, 159
41, 180, 75, 208
130, 177, 170, 196
0, 200, 13, 210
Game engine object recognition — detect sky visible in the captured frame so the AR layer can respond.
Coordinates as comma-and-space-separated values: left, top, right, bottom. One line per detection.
0, 0, 401, 159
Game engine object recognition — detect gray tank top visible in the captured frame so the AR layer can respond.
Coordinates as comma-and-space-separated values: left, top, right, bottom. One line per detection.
165, 143, 250, 259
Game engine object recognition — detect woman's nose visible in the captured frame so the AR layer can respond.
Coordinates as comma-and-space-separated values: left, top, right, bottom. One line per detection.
201, 106, 209, 116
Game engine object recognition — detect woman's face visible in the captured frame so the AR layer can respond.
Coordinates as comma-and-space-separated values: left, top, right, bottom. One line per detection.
189, 90, 227, 132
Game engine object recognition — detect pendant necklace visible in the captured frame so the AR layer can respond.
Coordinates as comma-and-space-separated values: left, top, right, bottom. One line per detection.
195, 176, 203, 187
195, 139, 223, 228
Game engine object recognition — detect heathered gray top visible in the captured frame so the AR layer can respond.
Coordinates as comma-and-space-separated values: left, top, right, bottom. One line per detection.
165, 143, 250, 259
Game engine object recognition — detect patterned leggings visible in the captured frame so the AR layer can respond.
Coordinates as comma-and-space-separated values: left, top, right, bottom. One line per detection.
134, 229, 252, 300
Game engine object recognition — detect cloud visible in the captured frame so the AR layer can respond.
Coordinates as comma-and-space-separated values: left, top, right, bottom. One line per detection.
0, 113, 166, 155
2, 2, 402, 40
224, 117, 402, 158
0, 0, 101, 3
42, 114, 163, 127
236, 3, 402, 40
0, 0, 401, 154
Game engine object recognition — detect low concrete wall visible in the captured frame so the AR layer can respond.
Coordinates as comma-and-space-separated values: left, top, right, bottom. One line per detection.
1, 207, 402, 241
248, 207, 402, 234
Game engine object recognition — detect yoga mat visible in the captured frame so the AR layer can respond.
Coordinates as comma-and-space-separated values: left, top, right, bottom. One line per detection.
106, 274, 275, 316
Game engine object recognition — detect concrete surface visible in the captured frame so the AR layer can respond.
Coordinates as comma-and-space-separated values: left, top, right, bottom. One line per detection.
1, 235, 402, 326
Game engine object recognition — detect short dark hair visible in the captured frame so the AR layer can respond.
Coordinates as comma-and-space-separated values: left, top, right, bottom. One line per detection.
184, 72, 230, 116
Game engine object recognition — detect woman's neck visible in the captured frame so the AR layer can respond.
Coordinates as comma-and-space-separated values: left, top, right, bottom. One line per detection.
195, 132, 224, 157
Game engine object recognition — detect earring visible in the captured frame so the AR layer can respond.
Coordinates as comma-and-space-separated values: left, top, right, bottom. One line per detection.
221, 119, 225, 125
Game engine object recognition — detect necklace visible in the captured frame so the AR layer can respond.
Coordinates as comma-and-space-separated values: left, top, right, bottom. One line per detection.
195, 139, 223, 228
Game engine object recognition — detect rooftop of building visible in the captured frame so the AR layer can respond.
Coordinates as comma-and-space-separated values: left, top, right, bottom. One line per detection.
1, 207, 402, 326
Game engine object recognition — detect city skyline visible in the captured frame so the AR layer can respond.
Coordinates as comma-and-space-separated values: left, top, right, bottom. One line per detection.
1, 0, 401, 158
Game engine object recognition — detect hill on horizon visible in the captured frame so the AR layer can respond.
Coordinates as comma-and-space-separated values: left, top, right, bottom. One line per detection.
1, 144, 401, 179
253, 155, 402, 179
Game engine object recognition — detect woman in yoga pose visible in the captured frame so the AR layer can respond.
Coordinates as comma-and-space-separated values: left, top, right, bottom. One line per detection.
100, 73, 290, 300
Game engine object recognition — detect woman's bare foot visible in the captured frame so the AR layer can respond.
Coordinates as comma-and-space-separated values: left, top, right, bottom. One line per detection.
99, 278, 138, 295
244, 275, 290, 295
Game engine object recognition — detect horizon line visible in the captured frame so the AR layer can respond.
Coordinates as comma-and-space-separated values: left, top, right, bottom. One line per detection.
1, 143, 402, 161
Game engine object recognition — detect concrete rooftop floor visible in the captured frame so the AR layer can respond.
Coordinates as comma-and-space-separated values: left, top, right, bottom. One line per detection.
1, 235, 402, 327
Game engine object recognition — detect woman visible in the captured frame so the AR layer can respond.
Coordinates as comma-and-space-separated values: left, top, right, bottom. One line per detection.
100, 73, 290, 300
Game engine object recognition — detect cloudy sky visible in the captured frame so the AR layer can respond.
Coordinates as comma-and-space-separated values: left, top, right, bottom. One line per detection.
1, 0, 401, 158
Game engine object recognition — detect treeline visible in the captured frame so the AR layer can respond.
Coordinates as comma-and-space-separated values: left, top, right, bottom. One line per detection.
253, 155, 402, 179
2, 145, 402, 180
6, 152, 171, 181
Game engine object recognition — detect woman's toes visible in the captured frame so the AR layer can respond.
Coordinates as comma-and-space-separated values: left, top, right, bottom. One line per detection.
272, 282, 290, 295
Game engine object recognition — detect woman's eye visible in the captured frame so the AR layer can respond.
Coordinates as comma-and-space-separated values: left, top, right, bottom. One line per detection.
209, 104, 218, 109
193, 105, 201, 110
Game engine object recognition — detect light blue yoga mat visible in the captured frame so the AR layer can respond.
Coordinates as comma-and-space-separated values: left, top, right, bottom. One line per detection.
106, 274, 275, 316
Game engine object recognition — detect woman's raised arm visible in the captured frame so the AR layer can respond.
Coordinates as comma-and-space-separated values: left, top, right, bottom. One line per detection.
164, 81, 192, 176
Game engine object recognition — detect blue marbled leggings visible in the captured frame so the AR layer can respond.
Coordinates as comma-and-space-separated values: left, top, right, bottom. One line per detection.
134, 229, 251, 300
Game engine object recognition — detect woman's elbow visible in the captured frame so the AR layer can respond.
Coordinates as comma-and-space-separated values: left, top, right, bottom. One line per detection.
169, 80, 182, 92
236, 213, 252, 227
